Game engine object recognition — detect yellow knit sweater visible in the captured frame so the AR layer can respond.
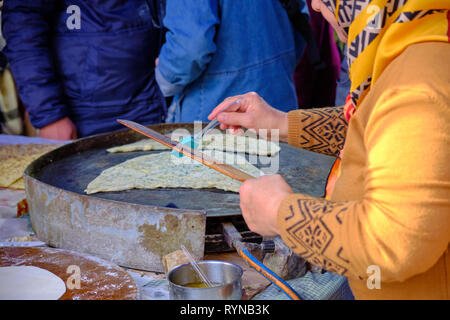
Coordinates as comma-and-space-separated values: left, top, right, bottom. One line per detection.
278, 42, 450, 300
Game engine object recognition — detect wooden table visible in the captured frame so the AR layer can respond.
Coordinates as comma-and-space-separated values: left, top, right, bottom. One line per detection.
0, 247, 137, 300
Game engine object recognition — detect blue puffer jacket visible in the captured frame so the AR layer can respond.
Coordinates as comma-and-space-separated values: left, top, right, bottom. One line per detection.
2, 0, 166, 137
156, 0, 308, 122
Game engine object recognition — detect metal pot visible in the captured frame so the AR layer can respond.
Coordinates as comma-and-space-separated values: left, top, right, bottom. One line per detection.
167, 260, 243, 300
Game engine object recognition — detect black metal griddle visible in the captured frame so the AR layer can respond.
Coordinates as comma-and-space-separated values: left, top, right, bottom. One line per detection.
28, 123, 335, 215
26, 123, 336, 255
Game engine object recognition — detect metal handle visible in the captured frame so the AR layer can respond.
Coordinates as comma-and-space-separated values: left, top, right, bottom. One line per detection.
236, 245, 303, 300
181, 245, 214, 288
195, 98, 243, 140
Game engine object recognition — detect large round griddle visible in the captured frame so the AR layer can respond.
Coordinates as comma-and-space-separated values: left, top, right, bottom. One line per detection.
24, 123, 335, 272
27, 123, 335, 217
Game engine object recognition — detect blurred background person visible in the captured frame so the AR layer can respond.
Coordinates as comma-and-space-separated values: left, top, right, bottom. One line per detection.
0, 0, 24, 136
2, 0, 167, 140
293, 0, 342, 109
155, 0, 309, 123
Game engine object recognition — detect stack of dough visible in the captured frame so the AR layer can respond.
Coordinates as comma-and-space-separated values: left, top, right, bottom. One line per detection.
0, 144, 62, 189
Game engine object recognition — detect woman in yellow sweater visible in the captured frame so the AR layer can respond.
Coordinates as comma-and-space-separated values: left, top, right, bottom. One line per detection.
209, 0, 450, 299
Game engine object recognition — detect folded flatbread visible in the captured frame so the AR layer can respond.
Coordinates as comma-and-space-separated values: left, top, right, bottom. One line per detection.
107, 133, 280, 156
85, 150, 262, 194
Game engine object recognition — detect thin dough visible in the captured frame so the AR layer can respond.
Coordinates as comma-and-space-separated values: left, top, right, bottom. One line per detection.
107, 139, 169, 153
85, 150, 263, 194
202, 133, 280, 156
0, 266, 66, 300
107, 133, 280, 156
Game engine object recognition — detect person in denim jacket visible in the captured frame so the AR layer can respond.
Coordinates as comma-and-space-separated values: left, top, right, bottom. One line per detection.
156, 0, 308, 122
2, 0, 166, 139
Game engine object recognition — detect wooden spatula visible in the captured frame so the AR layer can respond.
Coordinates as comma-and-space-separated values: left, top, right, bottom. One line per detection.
117, 119, 255, 182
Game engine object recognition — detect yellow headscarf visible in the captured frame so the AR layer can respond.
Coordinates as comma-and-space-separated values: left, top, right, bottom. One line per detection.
323, 0, 450, 109
323, 0, 450, 198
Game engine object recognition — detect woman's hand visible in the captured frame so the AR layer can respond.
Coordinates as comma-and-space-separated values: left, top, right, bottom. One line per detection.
208, 92, 289, 142
239, 174, 293, 236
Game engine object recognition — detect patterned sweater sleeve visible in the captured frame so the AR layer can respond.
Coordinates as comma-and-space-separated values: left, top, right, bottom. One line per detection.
287, 106, 347, 157
277, 89, 450, 283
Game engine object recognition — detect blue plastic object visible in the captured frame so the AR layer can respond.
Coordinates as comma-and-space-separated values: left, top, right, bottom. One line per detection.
171, 135, 200, 158
171, 98, 243, 158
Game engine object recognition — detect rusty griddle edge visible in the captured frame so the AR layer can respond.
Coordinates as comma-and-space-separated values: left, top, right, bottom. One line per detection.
23, 172, 207, 272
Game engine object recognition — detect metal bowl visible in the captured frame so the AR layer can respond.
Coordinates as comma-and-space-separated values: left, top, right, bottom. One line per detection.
167, 260, 243, 300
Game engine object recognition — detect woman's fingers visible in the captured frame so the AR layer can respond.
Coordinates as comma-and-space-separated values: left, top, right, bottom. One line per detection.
216, 110, 253, 129
208, 95, 246, 120
209, 91, 275, 134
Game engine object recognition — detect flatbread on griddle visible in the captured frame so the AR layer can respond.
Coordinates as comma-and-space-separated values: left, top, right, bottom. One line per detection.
107, 133, 280, 156
106, 139, 169, 153
85, 150, 262, 194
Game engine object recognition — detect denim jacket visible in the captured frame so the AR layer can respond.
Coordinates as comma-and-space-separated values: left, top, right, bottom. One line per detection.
156, 0, 308, 122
